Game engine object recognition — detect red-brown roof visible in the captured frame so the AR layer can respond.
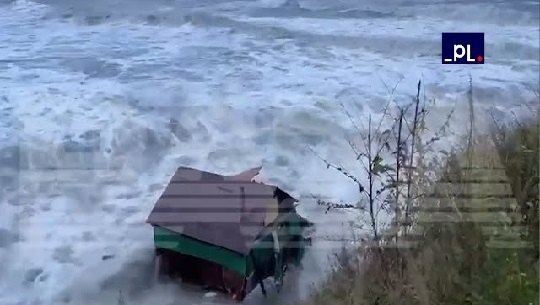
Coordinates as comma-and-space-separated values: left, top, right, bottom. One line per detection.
146, 166, 286, 255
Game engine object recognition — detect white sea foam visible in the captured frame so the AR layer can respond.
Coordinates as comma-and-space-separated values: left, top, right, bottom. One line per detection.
0, 0, 538, 304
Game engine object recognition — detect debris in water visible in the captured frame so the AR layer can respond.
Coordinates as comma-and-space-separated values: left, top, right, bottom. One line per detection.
102, 254, 115, 261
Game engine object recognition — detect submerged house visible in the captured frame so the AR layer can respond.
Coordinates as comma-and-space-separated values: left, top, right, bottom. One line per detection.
146, 166, 311, 301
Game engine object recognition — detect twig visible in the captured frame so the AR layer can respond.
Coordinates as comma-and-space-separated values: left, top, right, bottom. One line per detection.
395, 108, 404, 235
404, 80, 422, 235
307, 146, 366, 194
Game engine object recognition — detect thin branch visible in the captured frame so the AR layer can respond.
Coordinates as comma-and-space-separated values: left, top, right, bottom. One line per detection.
395, 108, 404, 236
307, 146, 366, 194
404, 80, 422, 235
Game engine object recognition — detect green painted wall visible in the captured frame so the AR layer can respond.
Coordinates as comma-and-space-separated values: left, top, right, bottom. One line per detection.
153, 226, 248, 275
153, 212, 309, 276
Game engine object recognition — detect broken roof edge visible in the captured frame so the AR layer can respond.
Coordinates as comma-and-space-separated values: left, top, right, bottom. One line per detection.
231, 166, 299, 202
229, 166, 263, 182
171, 166, 263, 182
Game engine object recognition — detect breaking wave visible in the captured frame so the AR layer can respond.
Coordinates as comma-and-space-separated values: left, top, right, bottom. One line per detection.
0, 0, 538, 304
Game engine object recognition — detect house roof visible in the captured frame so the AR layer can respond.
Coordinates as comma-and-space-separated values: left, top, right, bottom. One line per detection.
146, 166, 291, 255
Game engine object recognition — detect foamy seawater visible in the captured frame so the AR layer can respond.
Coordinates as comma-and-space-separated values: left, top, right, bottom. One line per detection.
0, 0, 538, 304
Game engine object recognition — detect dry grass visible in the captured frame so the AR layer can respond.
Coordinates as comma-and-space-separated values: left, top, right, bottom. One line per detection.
301, 83, 539, 305
492, 111, 539, 260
